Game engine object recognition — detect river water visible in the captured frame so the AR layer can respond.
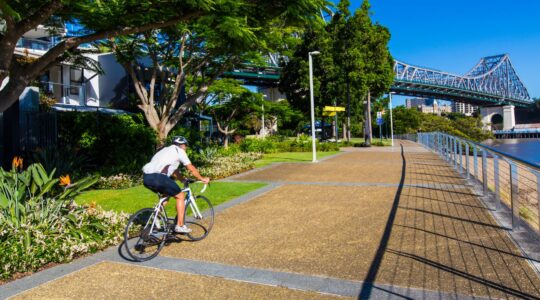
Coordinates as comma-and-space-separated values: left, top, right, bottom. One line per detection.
483, 139, 540, 166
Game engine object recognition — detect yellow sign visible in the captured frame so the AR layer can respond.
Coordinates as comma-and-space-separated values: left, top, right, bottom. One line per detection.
322, 111, 336, 117
323, 106, 345, 112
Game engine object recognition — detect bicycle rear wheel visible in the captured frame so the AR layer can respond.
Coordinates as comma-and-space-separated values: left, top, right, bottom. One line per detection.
124, 208, 167, 261
185, 195, 214, 241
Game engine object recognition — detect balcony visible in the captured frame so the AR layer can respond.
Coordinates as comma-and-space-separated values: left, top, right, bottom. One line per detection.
16, 37, 54, 52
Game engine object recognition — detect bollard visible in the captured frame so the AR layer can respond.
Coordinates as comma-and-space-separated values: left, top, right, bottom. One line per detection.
482, 149, 488, 195
509, 162, 520, 230
473, 146, 478, 179
465, 143, 470, 179
494, 155, 500, 210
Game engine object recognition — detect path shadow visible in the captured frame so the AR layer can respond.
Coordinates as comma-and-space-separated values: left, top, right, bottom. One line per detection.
357, 142, 540, 299
359, 143, 407, 299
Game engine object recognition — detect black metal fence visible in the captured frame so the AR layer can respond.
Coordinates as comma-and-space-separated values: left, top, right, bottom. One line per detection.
19, 111, 58, 152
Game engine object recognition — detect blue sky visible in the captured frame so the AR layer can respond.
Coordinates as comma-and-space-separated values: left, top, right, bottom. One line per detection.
335, 0, 540, 107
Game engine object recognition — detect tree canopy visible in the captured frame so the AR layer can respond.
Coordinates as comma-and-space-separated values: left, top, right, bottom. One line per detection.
0, 0, 330, 112
279, 0, 393, 138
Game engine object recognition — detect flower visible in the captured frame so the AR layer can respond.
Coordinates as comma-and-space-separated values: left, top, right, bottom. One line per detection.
60, 175, 71, 186
11, 156, 23, 170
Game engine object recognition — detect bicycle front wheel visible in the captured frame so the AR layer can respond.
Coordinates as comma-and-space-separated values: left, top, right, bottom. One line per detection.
185, 195, 214, 241
124, 208, 167, 261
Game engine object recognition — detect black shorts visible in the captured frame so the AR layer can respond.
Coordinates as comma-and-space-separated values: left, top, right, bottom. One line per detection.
143, 173, 182, 196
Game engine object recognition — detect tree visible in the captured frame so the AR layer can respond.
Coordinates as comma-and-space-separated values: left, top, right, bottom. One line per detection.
204, 79, 260, 148
260, 99, 302, 135
110, 1, 330, 145
279, 0, 393, 143
0, 0, 329, 112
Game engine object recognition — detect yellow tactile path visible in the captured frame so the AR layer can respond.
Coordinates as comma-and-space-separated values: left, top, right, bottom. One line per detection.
10, 262, 345, 300
161, 143, 540, 298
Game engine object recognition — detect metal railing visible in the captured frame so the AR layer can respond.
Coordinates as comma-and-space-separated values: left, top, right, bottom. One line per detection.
413, 132, 540, 235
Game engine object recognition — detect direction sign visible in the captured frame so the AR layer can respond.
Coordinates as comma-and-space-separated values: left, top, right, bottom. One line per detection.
323, 106, 346, 112
376, 117, 384, 125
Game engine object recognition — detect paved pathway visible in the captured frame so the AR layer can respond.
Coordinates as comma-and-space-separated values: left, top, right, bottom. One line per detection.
2, 141, 540, 299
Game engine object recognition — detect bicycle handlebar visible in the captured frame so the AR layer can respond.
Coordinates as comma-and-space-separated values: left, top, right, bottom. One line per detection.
197, 181, 208, 194
183, 178, 209, 194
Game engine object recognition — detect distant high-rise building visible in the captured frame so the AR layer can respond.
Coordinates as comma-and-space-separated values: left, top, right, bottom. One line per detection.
406, 98, 428, 109
452, 101, 478, 116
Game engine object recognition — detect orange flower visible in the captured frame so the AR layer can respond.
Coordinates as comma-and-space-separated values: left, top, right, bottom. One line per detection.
12, 156, 23, 170
59, 175, 71, 186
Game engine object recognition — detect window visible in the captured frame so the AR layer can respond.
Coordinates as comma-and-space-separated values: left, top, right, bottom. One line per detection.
70, 68, 83, 95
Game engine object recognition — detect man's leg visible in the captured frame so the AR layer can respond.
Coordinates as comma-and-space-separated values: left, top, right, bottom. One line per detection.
175, 192, 186, 226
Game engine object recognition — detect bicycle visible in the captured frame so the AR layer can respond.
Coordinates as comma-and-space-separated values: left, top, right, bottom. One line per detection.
123, 178, 214, 262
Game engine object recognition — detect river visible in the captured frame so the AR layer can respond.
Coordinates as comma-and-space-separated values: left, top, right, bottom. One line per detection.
483, 138, 540, 166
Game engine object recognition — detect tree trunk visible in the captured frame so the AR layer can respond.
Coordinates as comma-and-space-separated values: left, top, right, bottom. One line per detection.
0, 77, 30, 112
156, 123, 172, 149
223, 134, 229, 148
364, 91, 372, 145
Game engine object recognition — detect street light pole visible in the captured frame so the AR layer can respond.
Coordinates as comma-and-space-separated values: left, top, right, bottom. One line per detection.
261, 103, 265, 137
309, 51, 320, 163
389, 92, 395, 147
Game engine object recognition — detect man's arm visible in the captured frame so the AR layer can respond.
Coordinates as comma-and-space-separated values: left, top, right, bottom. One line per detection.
186, 164, 210, 184
172, 169, 184, 181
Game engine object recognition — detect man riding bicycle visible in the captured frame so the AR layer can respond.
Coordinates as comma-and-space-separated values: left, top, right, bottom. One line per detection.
142, 136, 210, 234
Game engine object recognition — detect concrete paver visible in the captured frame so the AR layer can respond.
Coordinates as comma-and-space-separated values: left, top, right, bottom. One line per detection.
11, 262, 344, 300
162, 185, 399, 279
4, 140, 540, 299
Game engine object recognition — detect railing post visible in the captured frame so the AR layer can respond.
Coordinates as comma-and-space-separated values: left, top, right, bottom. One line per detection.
458, 139, 463, 173
465, 142, 470, 179
473, 145, 478, 179
439, 133, 443, 156
482, 149, 488, 195
453, 137, 458, 169
509, 162, 520, 230
494, 155, 500, 210
445, 134, 449, 161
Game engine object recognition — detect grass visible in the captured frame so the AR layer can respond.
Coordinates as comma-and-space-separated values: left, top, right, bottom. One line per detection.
76, 181, 267, 216
254, 151, 340, 167
345, 137, 393, 146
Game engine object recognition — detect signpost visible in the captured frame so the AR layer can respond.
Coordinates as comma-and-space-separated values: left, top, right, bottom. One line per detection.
323, 106, 345, 141
376, 111, 384, 142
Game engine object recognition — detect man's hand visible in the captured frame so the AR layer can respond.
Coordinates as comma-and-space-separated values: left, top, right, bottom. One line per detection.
186, 164, 210, 184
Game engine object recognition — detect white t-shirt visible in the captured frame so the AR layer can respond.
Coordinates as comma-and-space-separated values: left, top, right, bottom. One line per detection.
142, 145, 191, 177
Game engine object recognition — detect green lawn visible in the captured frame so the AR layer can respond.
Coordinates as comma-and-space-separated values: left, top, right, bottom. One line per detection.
346, 137, 393, 146
254, 151, 340, 167
76, 181, 267, 216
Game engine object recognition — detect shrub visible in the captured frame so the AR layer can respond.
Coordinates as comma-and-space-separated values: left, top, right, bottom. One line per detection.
196, 152, 263, 179
0, 162, 127, 280
31, 145, 89, 177
96, 173, 142, 190
239, 138, 278, 153
58, 112, 157, 175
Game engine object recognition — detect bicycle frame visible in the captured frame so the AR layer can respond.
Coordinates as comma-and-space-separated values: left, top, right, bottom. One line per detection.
147, 185, 205, 232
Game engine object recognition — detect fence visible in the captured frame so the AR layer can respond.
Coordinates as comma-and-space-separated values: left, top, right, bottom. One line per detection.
19, 111, 58, 152
411, 132, 540, 235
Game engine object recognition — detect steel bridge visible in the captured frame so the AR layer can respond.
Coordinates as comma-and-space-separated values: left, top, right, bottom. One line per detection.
223, 54, 532, 107
393, 54, 531, 107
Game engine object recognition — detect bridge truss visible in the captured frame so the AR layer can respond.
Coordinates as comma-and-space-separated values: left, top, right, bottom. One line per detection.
392, 54, 531, 107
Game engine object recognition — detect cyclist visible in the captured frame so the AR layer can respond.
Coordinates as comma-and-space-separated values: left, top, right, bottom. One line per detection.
142, 136, 210, 234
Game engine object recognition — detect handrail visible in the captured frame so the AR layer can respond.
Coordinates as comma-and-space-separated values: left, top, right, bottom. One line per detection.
413, 131, 540, 235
